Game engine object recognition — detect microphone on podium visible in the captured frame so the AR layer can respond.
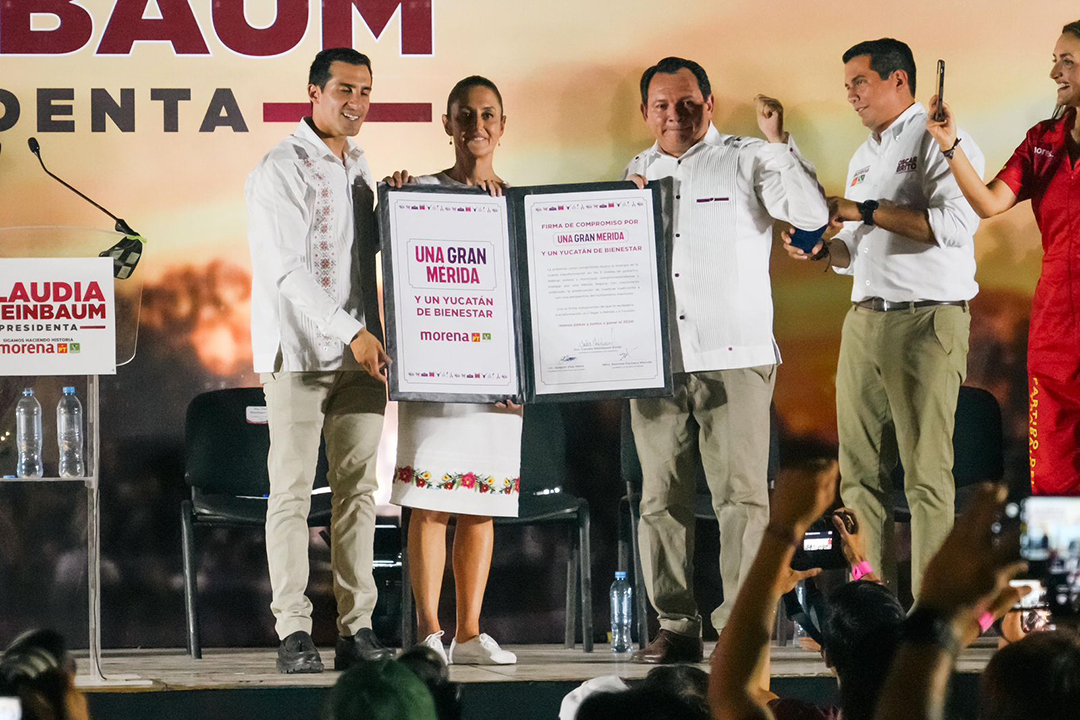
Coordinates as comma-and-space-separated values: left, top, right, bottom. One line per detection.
27, 136, 146, 279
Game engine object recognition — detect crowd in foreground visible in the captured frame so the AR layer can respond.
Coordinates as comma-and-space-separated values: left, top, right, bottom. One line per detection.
3, 461, 1078, 720
561, 461, 1080, 720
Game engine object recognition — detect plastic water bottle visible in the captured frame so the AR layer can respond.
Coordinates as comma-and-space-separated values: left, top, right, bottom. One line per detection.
15, 388, 43, 478
57, 386, 85, 478
610, 570, 632, 653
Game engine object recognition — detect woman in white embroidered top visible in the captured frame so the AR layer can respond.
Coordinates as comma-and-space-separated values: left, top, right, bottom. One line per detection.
384, 76, 521, 666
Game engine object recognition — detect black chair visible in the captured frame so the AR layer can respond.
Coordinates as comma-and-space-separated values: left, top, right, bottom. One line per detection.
400, 403, 594, 651
180, 387, 332, 659
892, 385, 1005, 520
618, 401, 780, 648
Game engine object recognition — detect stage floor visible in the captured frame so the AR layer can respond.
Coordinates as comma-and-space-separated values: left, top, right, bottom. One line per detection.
74, 641, 999, 691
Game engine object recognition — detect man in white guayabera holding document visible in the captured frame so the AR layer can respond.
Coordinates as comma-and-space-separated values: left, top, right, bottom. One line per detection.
624, 56, 829, 664
246, 47, 391, 675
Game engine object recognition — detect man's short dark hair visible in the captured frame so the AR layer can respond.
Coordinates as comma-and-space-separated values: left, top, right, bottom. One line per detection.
842, 38, 917, 96
980, 629, 1080, 720
325, 658, 436, 720
639, 57, 712, 106
641, 665, 709, 717
309, 48, 372, 89
397, 645, 462, 720
821, 581, 905, 720
576, 687, 708, 720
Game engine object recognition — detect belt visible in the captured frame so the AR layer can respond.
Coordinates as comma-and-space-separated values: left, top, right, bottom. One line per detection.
853, 298, 969, 312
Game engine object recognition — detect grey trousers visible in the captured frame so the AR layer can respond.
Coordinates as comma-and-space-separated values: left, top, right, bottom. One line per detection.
631, 366, 775, 637
261, 370, 386, 639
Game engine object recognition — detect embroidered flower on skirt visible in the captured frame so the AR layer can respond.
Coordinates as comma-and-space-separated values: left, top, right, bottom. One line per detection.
394, 466, 519, 495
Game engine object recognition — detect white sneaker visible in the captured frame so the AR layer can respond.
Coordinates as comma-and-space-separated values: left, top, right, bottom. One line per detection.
418, 631, 449, 665
449, 633, 517, 665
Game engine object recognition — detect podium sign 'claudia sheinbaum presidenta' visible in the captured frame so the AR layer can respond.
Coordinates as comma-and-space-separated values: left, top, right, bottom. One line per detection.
0, 258, 117, 375
379, 181, 672, 404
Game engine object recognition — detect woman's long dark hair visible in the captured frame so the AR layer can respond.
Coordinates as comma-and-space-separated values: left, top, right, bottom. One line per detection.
1052, 20, 1080, 119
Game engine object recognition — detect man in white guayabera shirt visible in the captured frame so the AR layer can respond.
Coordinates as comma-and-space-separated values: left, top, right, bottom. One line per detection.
783, 38, 984, 599
624, 56, 829, 664
246, 47, 391, 674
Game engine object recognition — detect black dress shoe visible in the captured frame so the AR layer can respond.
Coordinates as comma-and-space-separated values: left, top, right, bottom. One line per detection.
631, 629, 704, 664
335, 627, 393, 670
277, 631, 324, 674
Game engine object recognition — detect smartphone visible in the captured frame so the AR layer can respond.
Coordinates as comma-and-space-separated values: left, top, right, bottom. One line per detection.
791, 514, 849, 571
1005, 496, 1080, 619
934, 59, 946, 122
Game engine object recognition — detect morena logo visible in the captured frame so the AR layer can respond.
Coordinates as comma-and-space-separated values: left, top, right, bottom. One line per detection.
0, 0, 434, 133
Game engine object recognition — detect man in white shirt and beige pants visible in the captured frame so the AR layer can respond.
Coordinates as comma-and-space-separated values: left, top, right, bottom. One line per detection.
626, 56, 829, 663
785, 38, 984, 597
246, 48, 392, 674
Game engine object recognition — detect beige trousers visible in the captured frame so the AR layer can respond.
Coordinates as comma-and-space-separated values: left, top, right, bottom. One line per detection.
631, 366, 775, 637
261, 370, 386, 639
837, 304, 969, 596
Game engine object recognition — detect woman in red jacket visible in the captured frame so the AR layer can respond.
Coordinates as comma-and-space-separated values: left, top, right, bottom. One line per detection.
928, 19, 1080, 495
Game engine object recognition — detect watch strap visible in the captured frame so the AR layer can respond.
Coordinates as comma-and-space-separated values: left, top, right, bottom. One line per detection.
858, 199, 879, 226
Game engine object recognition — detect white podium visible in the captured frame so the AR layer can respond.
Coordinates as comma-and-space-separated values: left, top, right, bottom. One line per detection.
0, 226, 146, 685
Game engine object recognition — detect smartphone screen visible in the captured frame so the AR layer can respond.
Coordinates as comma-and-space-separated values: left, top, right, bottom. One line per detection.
0, 697, 22, 720
934, 59, 946, 121
1009, 497, 1080, 618
791, 517, 848, 570
803, 532, 834, 552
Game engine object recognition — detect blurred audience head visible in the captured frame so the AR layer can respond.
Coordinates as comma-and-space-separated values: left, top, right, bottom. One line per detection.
0, 629, 88, 720
575, 685, 708, 720
820, 581, 905, 720
324, 657, 437, 720
979, 628, 1080, 720
397, 645, 461, 720
640, 665, 709, 716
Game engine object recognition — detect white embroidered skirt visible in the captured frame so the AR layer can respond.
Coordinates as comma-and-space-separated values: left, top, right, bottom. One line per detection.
392, 401, 522, 517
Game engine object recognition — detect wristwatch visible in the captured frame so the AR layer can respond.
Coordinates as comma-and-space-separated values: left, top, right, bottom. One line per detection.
857, 199, 879, 226
901, 607, 961, 657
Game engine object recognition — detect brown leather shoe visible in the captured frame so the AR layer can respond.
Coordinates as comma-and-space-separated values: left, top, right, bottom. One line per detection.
631, 629, 703, 664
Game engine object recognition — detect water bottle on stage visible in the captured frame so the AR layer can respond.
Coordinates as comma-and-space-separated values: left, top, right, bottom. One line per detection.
16, 388, 44, 478
610, 570, 632, 653
57, 387, 85, 478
